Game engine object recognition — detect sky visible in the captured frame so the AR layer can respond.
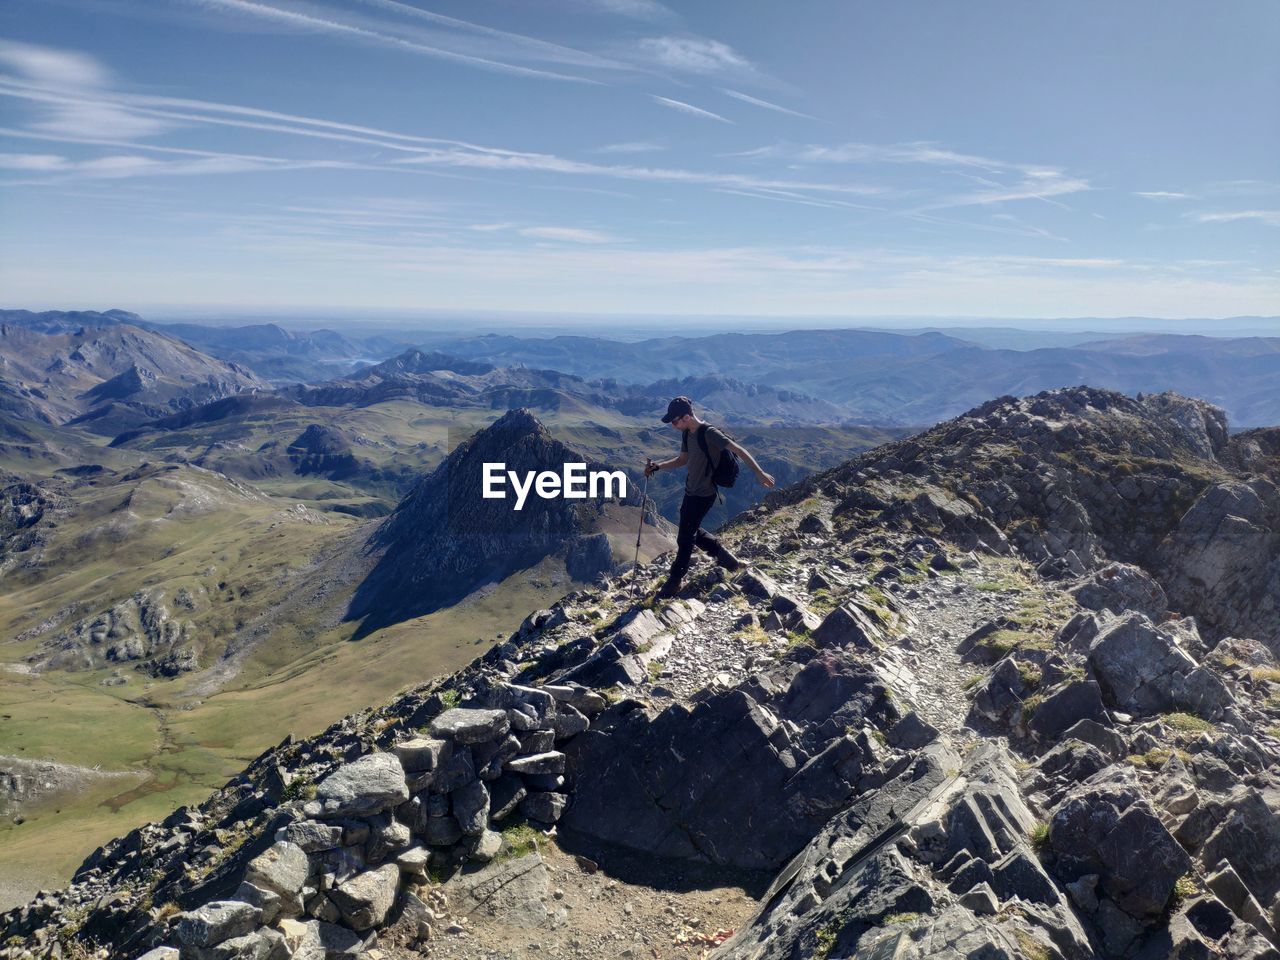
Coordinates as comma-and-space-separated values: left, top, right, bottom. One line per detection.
0, 0, 1278, 321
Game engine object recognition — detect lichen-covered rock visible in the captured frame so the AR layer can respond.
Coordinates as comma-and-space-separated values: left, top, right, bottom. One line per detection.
244, 841, 309, 915
308, 752, 408, 819
172, 901, 260, 949
429, 708, 510, 744
328, 863, 399, 931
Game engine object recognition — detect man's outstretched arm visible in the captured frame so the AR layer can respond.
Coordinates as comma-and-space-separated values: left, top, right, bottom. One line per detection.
726, 439, 775, 488
645, 450, 688, 476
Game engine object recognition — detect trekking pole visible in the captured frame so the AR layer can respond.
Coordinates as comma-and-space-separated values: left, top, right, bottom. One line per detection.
632, 461, 653, 599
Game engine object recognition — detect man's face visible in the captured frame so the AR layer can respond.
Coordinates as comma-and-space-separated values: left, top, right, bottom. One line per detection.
670, 413, 691, 431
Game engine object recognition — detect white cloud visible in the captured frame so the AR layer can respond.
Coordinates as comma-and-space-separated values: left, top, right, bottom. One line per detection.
349, 0, 627, 71
0, 41, 170, 139
937, 173, 1090, 208
0, 153, 70, 170
581, 0, 673, 20
1194, 210, 1280, 226
650, 95, 733, 124
0, 147, 358, 183
637, 37, 750, 74
0, 40, 108, 89
392, 145, 885, 198
793, 141, 1010, 171
519, 226, 620, 243
1136, 191, 1193, 200
189, 0, 599, 83
594, 141, 666, 154
719, 89, 820, 122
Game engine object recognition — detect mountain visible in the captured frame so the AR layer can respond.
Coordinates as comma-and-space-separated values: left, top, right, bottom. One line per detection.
616, 373, 856, 425
432, 329, 1280, 427
134, 322, 409, 385
0, 308, 142, 334
347, 408, 672, 635
434, 328, 971, 382
9, 386, 1278, 959
0, 322, 268, 432
0, 310, 413, 385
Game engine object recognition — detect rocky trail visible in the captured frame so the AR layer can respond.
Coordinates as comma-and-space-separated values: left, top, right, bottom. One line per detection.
4, 388, 1280, 960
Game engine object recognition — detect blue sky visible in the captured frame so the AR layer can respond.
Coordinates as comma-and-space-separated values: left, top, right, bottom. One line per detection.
0, 0, 1277, 319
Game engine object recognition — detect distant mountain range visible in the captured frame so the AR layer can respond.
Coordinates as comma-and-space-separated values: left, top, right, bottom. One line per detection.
434, 327, 1280, 427
0, 310, 410, 385
8, 309, 1278, 426
0, 316, 268, 432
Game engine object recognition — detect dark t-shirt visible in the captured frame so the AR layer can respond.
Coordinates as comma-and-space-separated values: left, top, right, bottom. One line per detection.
681, 425, 728, 497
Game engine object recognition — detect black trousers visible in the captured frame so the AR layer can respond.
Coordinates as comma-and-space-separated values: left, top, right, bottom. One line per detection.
668, 492, 720, 582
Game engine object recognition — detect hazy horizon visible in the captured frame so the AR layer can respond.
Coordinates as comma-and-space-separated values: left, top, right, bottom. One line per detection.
7, 305, 1277, 341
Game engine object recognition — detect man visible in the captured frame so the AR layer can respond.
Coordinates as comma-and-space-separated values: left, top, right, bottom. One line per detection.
644, 396, 775, 598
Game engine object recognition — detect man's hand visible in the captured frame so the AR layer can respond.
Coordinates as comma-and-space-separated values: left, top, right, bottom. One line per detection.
758, 470, 776, 488
644, 460, 659, 478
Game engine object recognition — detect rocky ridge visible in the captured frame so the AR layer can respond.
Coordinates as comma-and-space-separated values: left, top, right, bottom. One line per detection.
4, 387, 1279, 960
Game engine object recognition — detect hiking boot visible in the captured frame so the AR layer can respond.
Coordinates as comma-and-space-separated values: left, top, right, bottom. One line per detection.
656, 577, 683, 599
714, 545, 742, 572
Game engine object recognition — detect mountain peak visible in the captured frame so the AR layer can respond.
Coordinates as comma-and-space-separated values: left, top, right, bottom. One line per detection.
346, 409, 642, 633
486, 406, 546, 437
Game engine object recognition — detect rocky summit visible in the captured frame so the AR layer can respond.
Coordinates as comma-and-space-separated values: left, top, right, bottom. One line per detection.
5, 386, 1280, 960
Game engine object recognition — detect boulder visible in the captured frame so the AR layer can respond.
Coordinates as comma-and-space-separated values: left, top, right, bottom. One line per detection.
244, 841, 309, 903
422, 815, 462, 847
173, 901, 260, 948
506, 751, 566, 776
452, 779, 490, 836
736, 569, 780, 600
1050, 768, 1191, 919
470, 828, 504, 862
310, 752, 409, 819
966, 656, 1027, 727
489, 773, 527, 821
521, 791, 567, 823
542, 683, 608, 715
328, 863, 399, 931
183, 928, 288, 960
281, 821, 343, 853
886, 711, 939, 749
563, 683, 870, 871
1088, 612, 1233, 719
429, 708, 510, 744
232, 882, 281, 925
1027, 680, 1107, 741
1070, 562, 1168, 621
278, 919, 367, 960
392, 737, 452, 776
811, 604, 881, 650
1060, 718, 1126, 761
428, 744, 476, 793
1197, 787, 1280, 907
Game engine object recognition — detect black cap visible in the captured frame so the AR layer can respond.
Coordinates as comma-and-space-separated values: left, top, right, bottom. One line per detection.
661, 396, 693, 423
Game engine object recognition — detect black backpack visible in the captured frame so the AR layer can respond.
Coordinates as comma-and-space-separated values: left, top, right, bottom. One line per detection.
696, 424, 740, 488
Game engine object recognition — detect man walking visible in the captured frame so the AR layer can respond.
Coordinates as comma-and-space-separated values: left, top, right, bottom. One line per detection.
644, 396, 775, 598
